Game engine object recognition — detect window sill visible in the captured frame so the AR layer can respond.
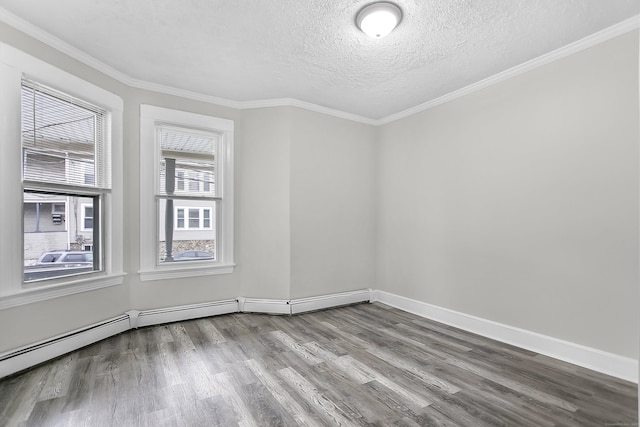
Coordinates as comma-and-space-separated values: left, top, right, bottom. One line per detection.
0, 273, 126, 310
138, 263, 235, 282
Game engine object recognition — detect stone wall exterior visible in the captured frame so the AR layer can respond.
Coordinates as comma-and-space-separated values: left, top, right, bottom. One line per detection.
158, 240, 215, 260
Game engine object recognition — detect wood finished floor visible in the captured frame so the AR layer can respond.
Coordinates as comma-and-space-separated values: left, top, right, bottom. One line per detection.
0, 303, 637, 427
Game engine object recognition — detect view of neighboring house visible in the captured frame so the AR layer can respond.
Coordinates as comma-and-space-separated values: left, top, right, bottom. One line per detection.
157, 164, 217, 259
23, 193, 94, 264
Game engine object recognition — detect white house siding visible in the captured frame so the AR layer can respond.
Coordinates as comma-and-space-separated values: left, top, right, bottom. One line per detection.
24, 231, 67, 262
157, 198, 216, 260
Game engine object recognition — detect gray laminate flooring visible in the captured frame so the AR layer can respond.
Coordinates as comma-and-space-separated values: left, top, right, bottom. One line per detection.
0, 303, 637, 426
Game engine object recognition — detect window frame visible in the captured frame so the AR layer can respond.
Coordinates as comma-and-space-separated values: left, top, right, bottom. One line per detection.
139, 105, 234, 281
0, 42, 124, 309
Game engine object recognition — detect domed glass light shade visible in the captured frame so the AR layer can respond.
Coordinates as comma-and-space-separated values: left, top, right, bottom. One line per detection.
356, 2, 402, 38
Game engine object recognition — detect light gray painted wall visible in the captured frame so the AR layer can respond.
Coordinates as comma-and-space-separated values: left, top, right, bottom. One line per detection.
237, 107, 292, 300
289, 108, 377, 299
377, 31, 639, 358
125, 90, 242, 311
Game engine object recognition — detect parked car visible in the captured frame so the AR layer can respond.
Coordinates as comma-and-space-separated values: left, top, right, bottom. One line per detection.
169, 250, 214, 261
25, 250, 95, 281
36, 251, 93, 266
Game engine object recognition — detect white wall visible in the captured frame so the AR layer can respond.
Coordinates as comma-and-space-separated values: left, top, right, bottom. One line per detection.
289, 108, 377, 299
237, 107, 292, 300
377, 31, 639, 359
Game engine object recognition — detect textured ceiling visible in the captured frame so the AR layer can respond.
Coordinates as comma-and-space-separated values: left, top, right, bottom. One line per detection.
0, 0, 638, 120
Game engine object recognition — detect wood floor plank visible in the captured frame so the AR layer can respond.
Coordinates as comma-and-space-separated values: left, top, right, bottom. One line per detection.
245, 358, 327, 427
277, 366, 358, 427
35, 355, 75, 403
0, 303, 636, 427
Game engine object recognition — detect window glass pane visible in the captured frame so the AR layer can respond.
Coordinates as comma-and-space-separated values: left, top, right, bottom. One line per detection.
188, 173, 200, 192
203, 173, 211, 192
83, 205, 93, 230
24, 192, 99, 282
84, 171, 95, 186
176, 171, 185, 191
203, 209, 211, 229
158, 199, 216, 263
176, 208, 185, 229
188, 209, 200, 228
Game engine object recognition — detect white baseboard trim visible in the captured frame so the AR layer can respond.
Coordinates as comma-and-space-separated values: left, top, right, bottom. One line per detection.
242, 298, 291, 315
0, 290, 376, 378
290, 289, 372, 314
375, 290, 638, 383
134, 299, 239, 328
0, 315, 130, 379
9, 289, 630, 384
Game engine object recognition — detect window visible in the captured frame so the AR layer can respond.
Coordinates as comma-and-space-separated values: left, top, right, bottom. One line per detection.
0, 42, 124, 306
203, 173, 211, 192
84, 162, 95, 186
52, 203, 65, 214
176, 208, 185, 229
157, 125, 218, 263
81, 204, 94, 230
203, 209, 211, 229
175, 207, 213, 230
188, 173, 200, 192
139, 105, 234, 280
177, 171, 185, 191
21, 80, 108, 282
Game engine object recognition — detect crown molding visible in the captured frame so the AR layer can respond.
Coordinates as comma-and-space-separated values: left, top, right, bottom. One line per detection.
0, 7, 638, 127
377, 14, 640, 125
240, 98, 378, 125
0, 7, 133, 84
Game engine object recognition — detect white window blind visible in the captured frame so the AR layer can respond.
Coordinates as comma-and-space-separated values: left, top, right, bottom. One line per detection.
21, 79, 110, 189
158, 126, 217, 198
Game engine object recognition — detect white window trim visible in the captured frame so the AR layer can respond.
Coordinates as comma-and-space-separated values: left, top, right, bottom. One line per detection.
0, 43, 124, 308
139, 105, 234, 281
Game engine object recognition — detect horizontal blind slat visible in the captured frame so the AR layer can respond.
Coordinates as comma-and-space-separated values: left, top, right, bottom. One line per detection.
158, 126, 218, 197
21, 79, 110, 189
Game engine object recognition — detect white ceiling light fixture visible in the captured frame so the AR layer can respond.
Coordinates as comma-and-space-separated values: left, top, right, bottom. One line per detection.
356, 2, 403, 39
